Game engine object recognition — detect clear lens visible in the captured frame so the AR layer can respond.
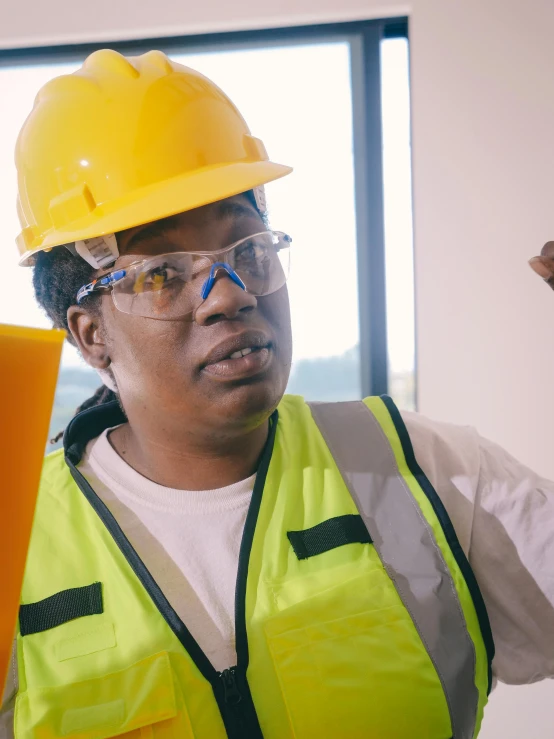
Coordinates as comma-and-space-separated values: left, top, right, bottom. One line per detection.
111, 231, 290, 320
229, 231, 290, 297
111, 252, 204, 319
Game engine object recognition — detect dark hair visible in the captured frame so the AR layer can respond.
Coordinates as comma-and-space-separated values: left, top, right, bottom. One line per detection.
33, 245, 97, 343
33, 246, 118, 442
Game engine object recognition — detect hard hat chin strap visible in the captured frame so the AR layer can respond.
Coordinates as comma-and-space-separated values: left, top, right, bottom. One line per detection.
73, 235, 119, 269
253, 186, 267, 213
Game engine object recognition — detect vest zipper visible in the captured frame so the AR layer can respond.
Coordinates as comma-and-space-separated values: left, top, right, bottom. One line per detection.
214, 664, 262, 738
64, 403, 276, 739
217, 667, 254, 737
220, 667, 242, 704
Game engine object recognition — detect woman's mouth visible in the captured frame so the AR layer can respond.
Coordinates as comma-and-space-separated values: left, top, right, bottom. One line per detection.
202, 345, 272, 379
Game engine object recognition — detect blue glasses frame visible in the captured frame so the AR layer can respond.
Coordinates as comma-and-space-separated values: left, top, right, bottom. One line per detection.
76, 262, 246, 304
200, 262, 246, 299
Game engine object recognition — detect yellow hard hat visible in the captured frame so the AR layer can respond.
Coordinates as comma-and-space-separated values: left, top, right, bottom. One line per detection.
15, 49, 292, 266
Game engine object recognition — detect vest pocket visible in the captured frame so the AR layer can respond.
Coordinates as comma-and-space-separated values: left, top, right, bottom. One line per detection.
14, 651, 195, 738
56, 622, 116, 662
263, 572, 452, 739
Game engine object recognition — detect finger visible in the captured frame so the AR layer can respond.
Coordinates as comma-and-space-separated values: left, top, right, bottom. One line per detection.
529, 256, 554, 290
541, 241, 554, 259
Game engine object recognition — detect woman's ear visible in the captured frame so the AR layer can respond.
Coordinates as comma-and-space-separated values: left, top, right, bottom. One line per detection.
67, 305, 111, 370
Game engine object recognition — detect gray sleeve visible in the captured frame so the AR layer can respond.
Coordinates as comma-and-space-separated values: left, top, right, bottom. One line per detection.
469, 435, 554, 684
0, 640, 17, 739
402, 410, 554, 684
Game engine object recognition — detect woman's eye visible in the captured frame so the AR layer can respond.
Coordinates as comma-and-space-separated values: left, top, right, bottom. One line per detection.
235, 243, 263, 265
134, 264, 180, 293
148, 265, 177, 281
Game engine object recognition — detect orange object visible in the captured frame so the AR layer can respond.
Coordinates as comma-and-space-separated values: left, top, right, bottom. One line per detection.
0, 324, 64, 694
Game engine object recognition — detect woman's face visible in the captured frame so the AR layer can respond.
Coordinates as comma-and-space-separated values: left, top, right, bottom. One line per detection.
70, 194, 293, 435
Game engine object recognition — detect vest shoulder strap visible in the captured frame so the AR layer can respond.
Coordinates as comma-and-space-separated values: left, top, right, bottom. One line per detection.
308, 398, 479, 739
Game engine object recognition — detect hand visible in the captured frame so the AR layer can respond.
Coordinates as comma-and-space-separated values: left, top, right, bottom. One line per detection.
529, 242, 554, 290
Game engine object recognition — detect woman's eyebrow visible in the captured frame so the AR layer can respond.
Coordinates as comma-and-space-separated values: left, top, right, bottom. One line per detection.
123, 200, 259, 251
216, 200, 259, 220
124, 217, 181, 251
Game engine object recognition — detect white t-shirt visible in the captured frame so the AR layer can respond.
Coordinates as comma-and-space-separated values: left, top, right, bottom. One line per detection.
81, 428, 254, 671
2, 409, 554, 734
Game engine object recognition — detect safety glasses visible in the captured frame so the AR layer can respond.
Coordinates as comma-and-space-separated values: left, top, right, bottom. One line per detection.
76, 230, 291, 320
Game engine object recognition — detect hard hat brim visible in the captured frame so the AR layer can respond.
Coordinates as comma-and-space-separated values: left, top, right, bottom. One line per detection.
19, 160, 292, 266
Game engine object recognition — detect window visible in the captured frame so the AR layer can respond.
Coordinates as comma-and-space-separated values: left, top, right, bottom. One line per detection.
0, 20, 414, 445
381, 37, 415, 411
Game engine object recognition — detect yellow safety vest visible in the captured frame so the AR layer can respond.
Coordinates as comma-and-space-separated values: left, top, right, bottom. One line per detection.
15, 395, 493, 739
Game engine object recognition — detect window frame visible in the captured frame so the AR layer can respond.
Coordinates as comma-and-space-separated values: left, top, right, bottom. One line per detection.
0, 17, 409, 399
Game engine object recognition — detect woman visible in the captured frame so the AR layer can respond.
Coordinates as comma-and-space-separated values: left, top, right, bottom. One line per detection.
2, 49, 553, 739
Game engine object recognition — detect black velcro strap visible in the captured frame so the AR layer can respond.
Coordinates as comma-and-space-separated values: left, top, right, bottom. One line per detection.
19, 582, 103, 637
287, 514, 372, 560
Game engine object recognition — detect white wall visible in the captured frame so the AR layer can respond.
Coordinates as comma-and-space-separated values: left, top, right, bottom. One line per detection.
412, 0, 554, 474
2, 0, 553, 736
0, 0, 407, 48
410, 2, 554, 735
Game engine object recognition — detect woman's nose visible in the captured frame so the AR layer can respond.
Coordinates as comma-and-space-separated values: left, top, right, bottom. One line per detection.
194, 269, 257, 324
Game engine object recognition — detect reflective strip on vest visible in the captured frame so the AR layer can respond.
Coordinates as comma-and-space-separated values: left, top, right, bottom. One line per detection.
308, 400, 478, 739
